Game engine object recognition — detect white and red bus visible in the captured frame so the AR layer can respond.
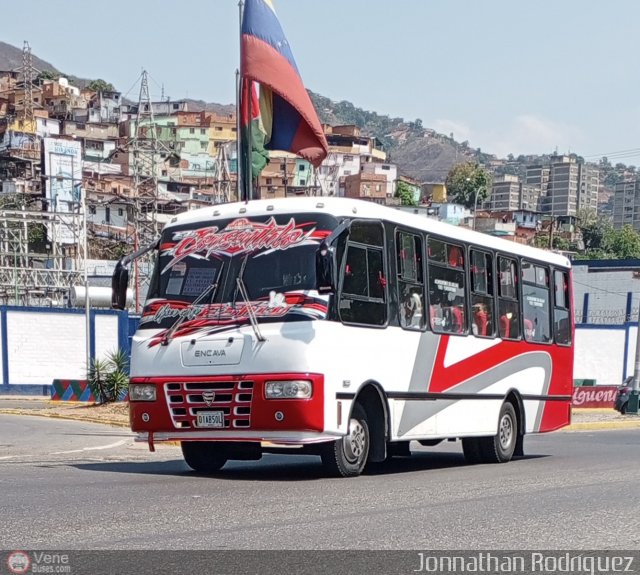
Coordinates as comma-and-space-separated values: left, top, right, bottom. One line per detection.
113, 197, 574, 477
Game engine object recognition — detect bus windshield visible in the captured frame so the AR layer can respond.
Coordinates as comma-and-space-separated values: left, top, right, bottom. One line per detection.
140, 212, 338, 330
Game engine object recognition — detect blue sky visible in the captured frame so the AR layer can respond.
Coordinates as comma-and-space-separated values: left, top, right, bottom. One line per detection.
4, 0, 640, 164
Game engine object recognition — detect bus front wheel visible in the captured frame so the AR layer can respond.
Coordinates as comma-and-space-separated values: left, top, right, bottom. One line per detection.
321, 404, 370, 477
181, 441, 228, 473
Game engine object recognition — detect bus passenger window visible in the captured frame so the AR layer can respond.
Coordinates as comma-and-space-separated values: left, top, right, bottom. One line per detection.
338, 221, 387, 326
470, 250, 494, 337
396, 231, 425, 331
427, 238, 466, 334
521, 261, 551, 344
498, 257, 520, 340
553, 270, 572, 345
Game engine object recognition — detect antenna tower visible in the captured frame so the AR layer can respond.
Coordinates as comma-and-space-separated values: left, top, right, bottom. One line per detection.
130, 70, 162, 312
21, 41, 35, 124
212, 144, 233, 204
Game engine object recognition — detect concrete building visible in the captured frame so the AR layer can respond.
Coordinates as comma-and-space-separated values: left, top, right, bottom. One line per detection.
612, 178, 640, 230
526, 155, 599, 217
487, 175, 541, 212
316, 125, 386, 196
343, 172, 387, 202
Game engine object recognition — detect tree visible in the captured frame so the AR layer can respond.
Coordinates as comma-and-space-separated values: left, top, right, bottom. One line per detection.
87, 79, 115, 92
444, 162, 492, 208
395, 181, 418, 206
36, 70, 58, 85
610, 225, 640, 259
578, 213, 614, 254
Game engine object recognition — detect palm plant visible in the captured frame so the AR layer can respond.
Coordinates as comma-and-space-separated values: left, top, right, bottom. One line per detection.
87, 349, 130, 403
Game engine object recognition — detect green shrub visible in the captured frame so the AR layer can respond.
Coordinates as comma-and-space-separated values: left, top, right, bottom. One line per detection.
87, 349, 130, 403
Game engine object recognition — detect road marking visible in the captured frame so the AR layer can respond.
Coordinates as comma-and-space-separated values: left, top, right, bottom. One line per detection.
50, 439, 128, 455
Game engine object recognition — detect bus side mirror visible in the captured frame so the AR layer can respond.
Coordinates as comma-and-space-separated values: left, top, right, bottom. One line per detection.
316, 241, 337, 295
111, 261, 129, 310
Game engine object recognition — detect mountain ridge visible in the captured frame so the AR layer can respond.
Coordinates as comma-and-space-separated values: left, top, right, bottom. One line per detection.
0, 40, 623, 196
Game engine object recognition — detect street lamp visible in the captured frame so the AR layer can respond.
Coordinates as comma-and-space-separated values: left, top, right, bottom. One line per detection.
472, 186, 484, 231
466, 178, 484, 231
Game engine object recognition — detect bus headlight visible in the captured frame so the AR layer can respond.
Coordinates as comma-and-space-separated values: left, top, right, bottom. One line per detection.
129, 384, 156, 401
265, 380, 312, 399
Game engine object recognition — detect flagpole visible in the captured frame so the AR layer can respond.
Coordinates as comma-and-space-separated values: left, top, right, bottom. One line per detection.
237, 0, 244, 202
247, 82, 254, 201
236, 68, 242, 202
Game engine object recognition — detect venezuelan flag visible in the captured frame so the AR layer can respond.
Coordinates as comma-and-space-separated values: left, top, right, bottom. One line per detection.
241, 0, 328, 168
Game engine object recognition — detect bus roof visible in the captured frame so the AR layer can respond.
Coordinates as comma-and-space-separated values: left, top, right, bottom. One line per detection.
164, 197, 571, 269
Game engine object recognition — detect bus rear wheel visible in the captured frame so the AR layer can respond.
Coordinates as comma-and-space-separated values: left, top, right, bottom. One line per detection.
321, 404, 370, 477
181, 441, 228, 473
479, 402, 518, 463
463, 403, 518, 465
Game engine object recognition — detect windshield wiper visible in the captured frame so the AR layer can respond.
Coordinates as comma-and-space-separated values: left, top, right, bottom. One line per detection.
234, 254, 266, 342
161, 264, 223, 346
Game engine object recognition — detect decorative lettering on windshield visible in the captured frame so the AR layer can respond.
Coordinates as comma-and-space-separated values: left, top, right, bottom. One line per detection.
161, 217, 316, 273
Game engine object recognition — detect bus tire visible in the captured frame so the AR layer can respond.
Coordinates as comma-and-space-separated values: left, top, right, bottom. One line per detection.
181, 441, 228, 473
479, 402, 517, 463
462, 437, 482, 464
321, 404, 370, 477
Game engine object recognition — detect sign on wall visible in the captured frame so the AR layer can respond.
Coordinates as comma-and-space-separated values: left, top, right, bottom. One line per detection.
572, 386, 617, 408
43, 137, 83, 244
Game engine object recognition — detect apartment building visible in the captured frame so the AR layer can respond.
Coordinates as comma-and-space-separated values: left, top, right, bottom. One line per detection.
613, 178, 640, 230
526, 155, 599, 217
487, 175, 541, 212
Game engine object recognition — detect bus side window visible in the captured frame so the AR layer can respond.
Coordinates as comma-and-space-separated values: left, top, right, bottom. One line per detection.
427, 238, 466, 335
498, 256, 520, 340
396, 231, 425, 331
553, 269, 572, 345
470, 250, 494, 337
338, 221, 387, 327
521, 262, 551, 343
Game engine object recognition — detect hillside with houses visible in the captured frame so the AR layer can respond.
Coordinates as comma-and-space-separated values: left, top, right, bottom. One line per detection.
1, 40, 639, 308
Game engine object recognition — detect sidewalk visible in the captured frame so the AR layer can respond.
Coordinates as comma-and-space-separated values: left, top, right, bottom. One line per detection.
567, 408, 640, 430
1, 396, 639, 431
0, 396, 129, 427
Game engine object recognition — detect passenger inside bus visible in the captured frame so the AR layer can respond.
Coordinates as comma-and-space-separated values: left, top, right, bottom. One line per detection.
524, 318, 535, 340
402, 289, 424, 329
499, 312, 512, 339
450, 301, 464, 333
472, 302, 489, 336
448, 245, 464, 267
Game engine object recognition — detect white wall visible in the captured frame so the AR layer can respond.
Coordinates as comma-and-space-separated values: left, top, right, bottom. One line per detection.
2, 308, 127, 388
95, 314, 119, 359
7, 311, 89, 384
574, 327, 625, 387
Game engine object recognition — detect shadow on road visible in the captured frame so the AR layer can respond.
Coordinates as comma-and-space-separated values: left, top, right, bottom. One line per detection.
70, 450, 550, 481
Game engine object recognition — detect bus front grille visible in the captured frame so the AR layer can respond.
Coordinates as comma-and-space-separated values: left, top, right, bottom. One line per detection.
164, 380, 254, 429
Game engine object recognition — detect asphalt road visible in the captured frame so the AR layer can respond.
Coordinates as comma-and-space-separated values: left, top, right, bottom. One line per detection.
1, 414, 639, 550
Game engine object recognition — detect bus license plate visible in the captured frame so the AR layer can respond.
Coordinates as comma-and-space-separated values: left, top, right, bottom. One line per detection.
196, 411, 224, 428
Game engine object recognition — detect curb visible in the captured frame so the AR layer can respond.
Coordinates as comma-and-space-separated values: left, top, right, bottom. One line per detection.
564, 420, 640, 431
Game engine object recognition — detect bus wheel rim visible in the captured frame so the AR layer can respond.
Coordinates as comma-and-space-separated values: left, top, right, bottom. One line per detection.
499, 413, 513, 450
343, 418, 366, 463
